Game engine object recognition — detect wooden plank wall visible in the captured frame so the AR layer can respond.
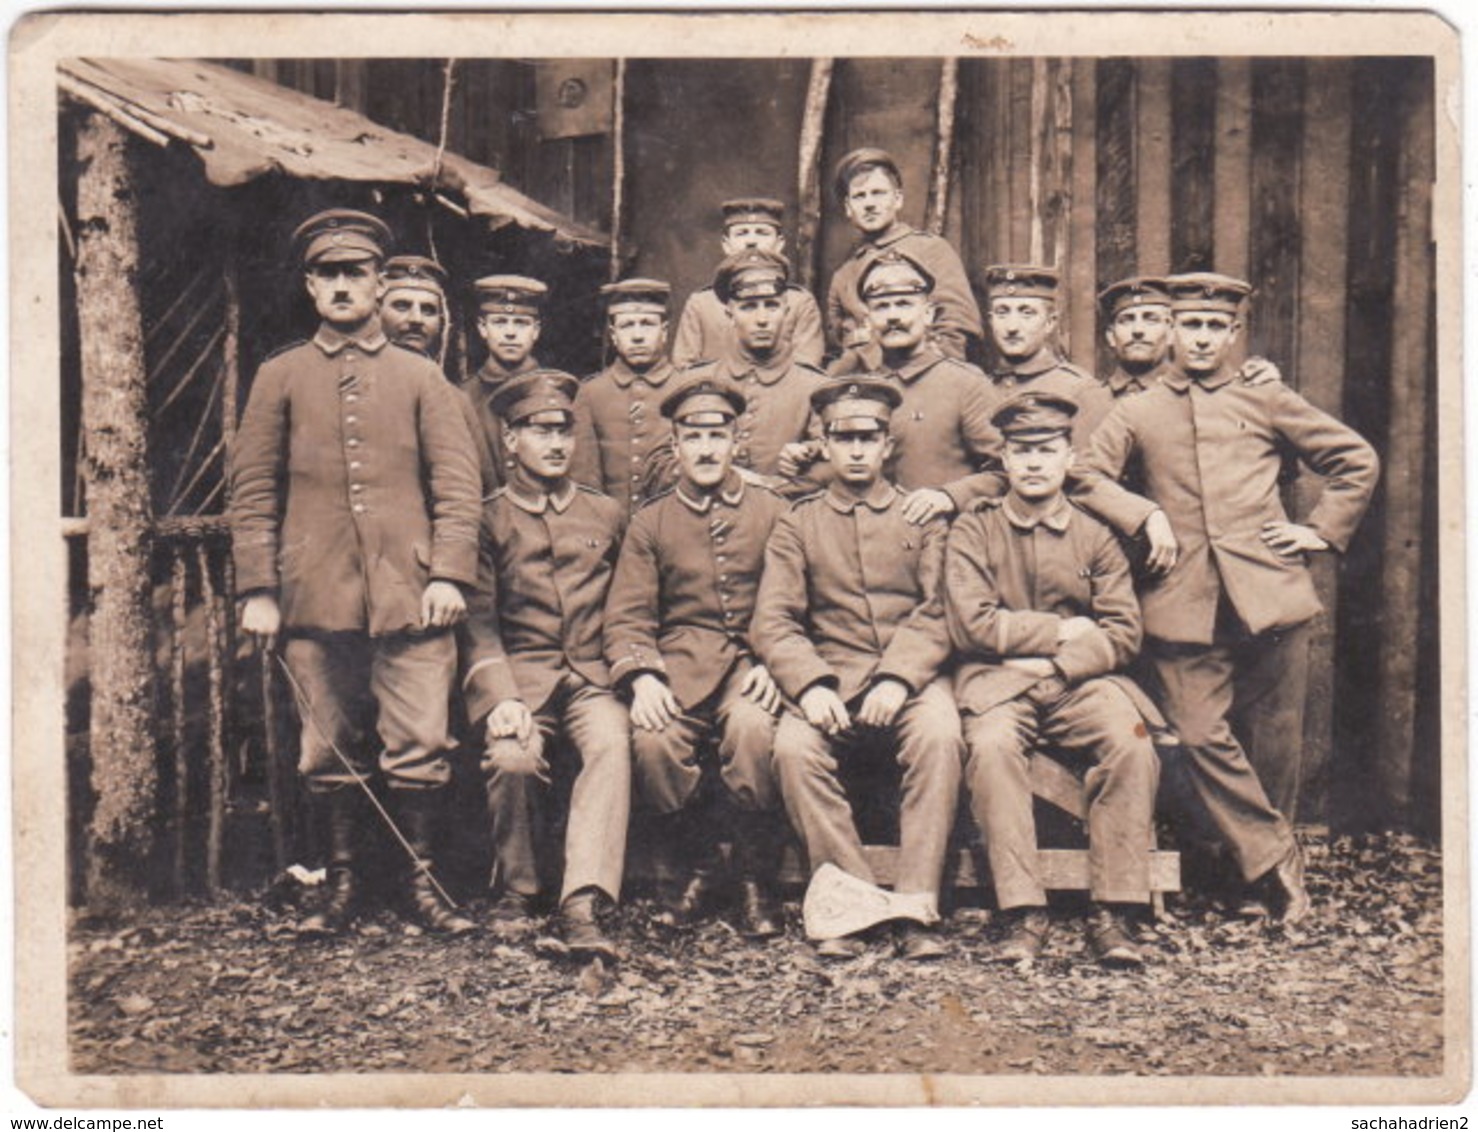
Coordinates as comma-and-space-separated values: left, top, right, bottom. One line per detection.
236, 55, 1439, 832
952, 56, 1436, 830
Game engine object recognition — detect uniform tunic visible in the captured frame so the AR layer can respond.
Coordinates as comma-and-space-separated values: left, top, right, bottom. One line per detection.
231, 325, 481, 790
570, 356, 680, 518
457, 355, 564, 492
989, 353, 1115, 444
604, 472, 789, 812
461, 475, 631, 902
826, 225, 984, 362
1086, 364, 1380, 859
753, 481, 962, 905
685, 350, 831, 487
944, 497, 1160, 908
672, 284, 825, 369
1104, 358, 1173, 400
829, 346, 1158, 536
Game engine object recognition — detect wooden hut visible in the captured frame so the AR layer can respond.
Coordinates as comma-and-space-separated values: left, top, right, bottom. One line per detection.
58, 58, 609, 905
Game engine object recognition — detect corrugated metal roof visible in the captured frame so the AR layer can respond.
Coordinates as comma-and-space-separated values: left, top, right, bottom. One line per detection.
58, 56, 609, 249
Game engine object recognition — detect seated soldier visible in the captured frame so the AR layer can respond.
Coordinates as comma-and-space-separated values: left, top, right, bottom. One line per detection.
460, 371, 631, 960
754, 377, 963, 962
604, 376, 790, 938
944, 391, 1160, 968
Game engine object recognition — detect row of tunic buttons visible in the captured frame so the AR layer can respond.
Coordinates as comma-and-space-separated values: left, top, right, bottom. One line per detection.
344, 362, 366, 513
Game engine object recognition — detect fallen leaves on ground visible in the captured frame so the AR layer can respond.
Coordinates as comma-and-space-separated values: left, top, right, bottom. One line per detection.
67, 831, 1444, 1077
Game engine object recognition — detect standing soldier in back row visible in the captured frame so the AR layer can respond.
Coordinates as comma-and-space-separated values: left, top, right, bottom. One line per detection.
983, 265, 1114, 443
571, 278, 682, 519
231, 209, 481, 938
672, 197, 825, 369
458, 274, 576, 490
379, 254, 449, 362
826, 147, 983, 369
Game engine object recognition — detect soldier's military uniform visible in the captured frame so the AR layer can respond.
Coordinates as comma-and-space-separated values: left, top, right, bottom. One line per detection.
457, 276, 577, 491
570, 278, 681, 519
1086, 274, 1380, 911
604, 377, 791, 936
945, 392, 1161, 966
831, 253, 1157, 537
984, 265, 1115, 443
754, 379, 963, 959
673, 198, 825, 369
674, 250, 830, 495
826, 148, 983, 366
231, 209, 481, 935
461, 372, 631, 954
1098, 276, 1176, 400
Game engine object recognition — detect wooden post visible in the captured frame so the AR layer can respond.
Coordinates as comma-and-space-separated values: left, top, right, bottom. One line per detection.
609, 59, 627, 282
926, 59, 959, 237
794, 58, 835, 295
75, 112, 159, 913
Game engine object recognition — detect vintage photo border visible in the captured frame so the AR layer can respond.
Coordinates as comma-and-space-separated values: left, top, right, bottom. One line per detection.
7, 6, 1468, 1109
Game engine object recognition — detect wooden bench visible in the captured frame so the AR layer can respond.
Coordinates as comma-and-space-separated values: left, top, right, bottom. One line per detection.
777, 753, 1181, 912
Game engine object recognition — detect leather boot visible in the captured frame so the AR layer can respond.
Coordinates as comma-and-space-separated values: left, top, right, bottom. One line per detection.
393, 789, 477, 936
298, 789, 364, 938
729, 811, 784, 939
652, 808, 726, 928
1266, 838, 1312, 926
559, 887, 619, 961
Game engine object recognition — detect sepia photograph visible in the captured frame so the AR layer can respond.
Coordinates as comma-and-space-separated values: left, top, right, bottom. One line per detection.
7, 5, 1467, 1114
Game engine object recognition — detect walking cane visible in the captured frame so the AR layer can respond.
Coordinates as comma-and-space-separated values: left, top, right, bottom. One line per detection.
272, 651, 463, 911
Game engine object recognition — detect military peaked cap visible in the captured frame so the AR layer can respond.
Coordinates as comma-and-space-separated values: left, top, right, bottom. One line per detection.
858, 249, 936, 302
1165, 272, 1253, 314
490, 371, 579, 425
833, 146, 903, 200
600, 277, 671, 314
1098, 275, 1171, 318
713, 248, 791, 304
721, 198, 786, 228
984, 264, 1060, 301
991, 390, 1079, 442
660, 376, 747, 424
292, 209, 392, 266
475, 275, 548, 315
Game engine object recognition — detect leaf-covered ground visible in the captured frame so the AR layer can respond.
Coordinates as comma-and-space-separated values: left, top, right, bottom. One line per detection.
69, 832, 1443, 1077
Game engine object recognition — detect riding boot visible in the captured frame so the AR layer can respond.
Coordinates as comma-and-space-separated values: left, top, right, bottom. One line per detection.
652, 807, 726, 927
729, 809, 785, 939
298, 788, 365, 938
393, 788, 477, 935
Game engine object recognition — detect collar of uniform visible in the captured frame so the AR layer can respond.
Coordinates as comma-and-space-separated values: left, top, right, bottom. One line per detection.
504, 472, 577, 515
823, 479, 897, 514
313, 324, 388, 356
609, 357, 675, 389
1106, 362, 1164, 396
1003, 495, 1072, 533
887, 343, 946, 384
996, 350, 1064, 381
723, 343, 792, 386
675, 470, 746, 514
1161, 365, 1234, 393
853, 222, 917, 257
476, 355, 539, 385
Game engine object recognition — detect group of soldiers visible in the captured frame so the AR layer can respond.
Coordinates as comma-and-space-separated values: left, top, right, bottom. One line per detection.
230, 145, 1381, 970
